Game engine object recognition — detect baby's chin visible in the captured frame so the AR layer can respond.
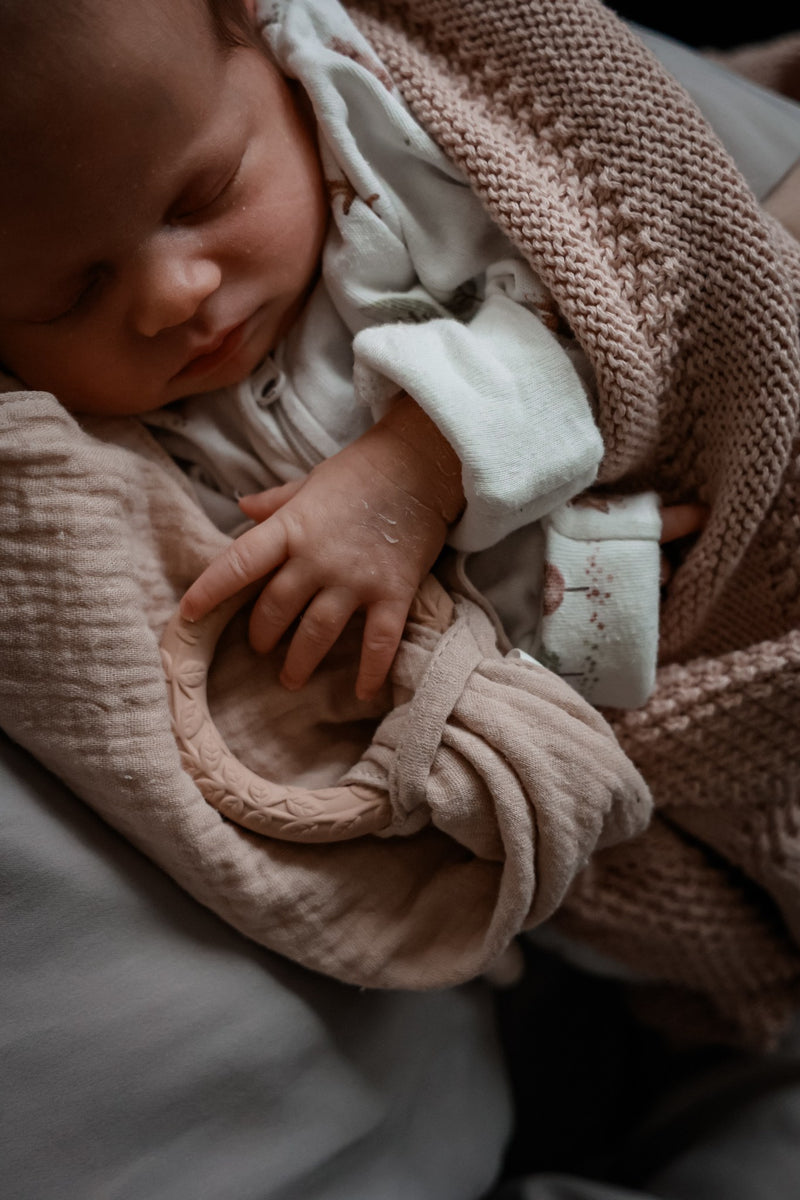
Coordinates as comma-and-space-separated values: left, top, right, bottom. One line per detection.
171, 358, 258, 403
6, 353, 259, 416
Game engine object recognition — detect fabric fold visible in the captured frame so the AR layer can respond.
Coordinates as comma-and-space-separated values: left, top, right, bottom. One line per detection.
0, 387, 652, 991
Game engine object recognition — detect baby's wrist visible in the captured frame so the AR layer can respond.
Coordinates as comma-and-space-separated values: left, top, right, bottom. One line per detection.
373, 393, 465, 527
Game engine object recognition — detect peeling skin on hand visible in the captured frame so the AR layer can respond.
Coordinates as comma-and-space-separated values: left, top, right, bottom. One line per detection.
378, 512, 398, 542
182, 392, 464, 697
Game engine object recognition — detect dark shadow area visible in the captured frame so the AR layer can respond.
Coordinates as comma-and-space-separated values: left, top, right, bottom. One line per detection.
611, 2, 796, 50
494, 941, 739, 1186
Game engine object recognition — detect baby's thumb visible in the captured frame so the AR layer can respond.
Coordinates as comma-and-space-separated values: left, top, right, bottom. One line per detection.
659, 502, 708, 544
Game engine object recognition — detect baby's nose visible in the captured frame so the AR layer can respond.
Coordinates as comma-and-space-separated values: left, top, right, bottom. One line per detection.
132, 237, 222, 337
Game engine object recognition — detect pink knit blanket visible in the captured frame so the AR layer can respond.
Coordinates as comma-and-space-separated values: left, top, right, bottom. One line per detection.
344, 0, 800, 1043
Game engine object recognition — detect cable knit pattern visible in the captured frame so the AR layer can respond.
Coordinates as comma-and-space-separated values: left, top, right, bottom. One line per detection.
343, 0, 800, 1043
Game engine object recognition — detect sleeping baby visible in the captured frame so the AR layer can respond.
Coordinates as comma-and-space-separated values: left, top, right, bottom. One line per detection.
0, 0, 703, 707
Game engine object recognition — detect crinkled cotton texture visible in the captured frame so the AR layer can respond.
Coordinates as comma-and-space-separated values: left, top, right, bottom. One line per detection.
0, 0, 799, 1046
0, 390, 651, 989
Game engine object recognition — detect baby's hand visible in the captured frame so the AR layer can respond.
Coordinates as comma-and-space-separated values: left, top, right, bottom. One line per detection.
181, 397, 464, 700
659, 502, 708, 585
660, 503, 708, 544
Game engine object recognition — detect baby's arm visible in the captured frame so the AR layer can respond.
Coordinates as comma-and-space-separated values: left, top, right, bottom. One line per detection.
180, 394, 464, 700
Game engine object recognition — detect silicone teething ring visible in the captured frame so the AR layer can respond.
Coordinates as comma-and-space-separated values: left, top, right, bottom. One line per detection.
160, 584, 392, 843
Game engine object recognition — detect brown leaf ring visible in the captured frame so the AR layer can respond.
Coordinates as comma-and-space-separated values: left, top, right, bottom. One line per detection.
160, 584, 393, 843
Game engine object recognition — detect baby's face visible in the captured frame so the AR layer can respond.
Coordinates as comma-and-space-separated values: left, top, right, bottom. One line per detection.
0, 0, 328, 415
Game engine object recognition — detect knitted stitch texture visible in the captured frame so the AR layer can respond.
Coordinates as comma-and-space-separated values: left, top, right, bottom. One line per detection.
345, 0, 800, 1045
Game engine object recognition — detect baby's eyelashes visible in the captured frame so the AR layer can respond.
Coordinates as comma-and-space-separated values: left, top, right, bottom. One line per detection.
29, 267, 108, 325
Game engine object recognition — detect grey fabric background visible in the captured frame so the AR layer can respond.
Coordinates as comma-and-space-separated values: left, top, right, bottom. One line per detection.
0, 734, 510, 1200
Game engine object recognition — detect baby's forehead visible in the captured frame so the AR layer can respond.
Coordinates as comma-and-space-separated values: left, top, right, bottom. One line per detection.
2, 0, 223, 167
0, 0, 232, 276
1, 0, 219, 112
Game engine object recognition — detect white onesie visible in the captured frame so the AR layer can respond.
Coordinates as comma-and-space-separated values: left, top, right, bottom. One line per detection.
144, 0, 662, 708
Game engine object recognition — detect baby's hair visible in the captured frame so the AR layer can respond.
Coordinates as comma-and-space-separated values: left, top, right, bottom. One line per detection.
0, 0, 259, 67
0, 0, 264, 125
207, 0, 261, 50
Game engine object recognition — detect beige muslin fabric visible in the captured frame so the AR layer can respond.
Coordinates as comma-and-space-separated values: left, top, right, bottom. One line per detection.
0, 388, 650, 987
1, 0, 799, 1045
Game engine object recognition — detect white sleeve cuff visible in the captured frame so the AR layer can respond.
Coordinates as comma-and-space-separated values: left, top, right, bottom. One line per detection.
536, 492, 662, 709
352, 294, 602, 552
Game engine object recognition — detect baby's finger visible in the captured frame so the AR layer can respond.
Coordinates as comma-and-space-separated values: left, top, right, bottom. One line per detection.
660, 503, 709, 544
355, 600, 409, 701
238, 479, 304, 521
181, 520, 289, 620
279, 586, 357, 691
248, 560, 319, 654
